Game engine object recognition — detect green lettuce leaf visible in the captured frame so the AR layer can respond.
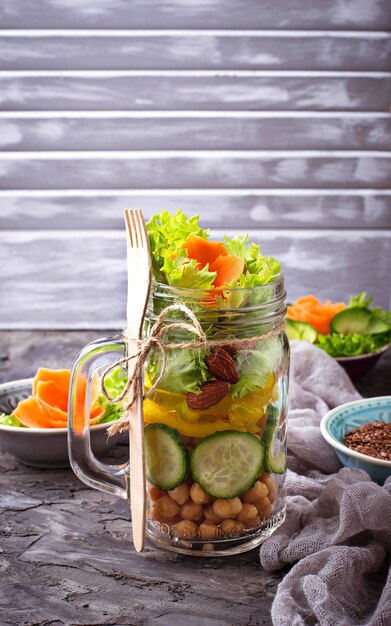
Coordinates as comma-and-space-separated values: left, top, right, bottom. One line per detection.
224, 235, 281, 284
347, 292, 373, 308
161, 256, 216, 289
147, 347, 212, 394
0, 412, 24, 427
97, 366, 127, 423
212, 235, 281, 309
370, 307, 391, 328
317, 331, 391, 357
229, 337, 282, 398
147, 210, 208, 284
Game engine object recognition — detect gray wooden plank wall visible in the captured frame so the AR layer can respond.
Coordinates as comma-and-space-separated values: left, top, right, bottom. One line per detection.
0, 0, 390, 329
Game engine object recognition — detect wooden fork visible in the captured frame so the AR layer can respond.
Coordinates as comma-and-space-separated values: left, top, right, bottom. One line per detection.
124, 209, 152, 552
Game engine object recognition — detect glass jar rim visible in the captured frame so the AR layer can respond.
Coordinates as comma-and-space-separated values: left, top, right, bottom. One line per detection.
151, 273, 284, 295
148, 274, 286, 322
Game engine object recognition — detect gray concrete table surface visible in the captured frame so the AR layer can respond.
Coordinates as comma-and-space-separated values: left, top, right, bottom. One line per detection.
0, 331, 390, 626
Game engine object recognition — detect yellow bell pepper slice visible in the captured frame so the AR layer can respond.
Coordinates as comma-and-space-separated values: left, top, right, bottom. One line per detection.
143, 404, 234, 437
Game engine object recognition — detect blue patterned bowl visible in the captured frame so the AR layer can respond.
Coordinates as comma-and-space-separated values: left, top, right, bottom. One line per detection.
320, 396, 391, 484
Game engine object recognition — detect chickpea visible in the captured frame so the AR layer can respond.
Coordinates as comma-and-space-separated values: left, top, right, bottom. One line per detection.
267, 486, 277, 504
190, 483, 212, 506
212, 499, 232, 520
180, 500, 203, 521
154, 495, 180, 518
227, 497, 242, 516
169, 483, 190, 505
199, 521, 219, 540
254, 496, 271, 514
243, 481, 268, 503
237, 503, 258, 524
204, 506, 220, 524
261, 473, 277, 492
174, 520, 198, 539
245, 515, 261, 529
259, 505, 272, 520
220, 519, 246, 535
149, 484, 165, 501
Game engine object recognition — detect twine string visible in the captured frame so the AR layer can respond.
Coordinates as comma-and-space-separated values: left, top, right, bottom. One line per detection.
102, 302, 284, 436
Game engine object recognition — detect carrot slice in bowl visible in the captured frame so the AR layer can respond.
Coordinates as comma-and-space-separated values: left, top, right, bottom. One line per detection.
36, 380, 69, 412
32, 368, 71, 395
13, 396, 53, 429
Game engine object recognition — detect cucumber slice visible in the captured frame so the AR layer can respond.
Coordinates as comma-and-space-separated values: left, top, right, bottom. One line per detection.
286, 318, 317, 343
331, 307, 389, 336
190, 431, 264, 498
263, 413, 286, 474
144, 423, 189, 490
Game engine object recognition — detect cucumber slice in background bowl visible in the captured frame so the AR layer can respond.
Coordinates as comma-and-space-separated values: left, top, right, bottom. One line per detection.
190, 431, 264, 498
144, 423, 189, 490
331, 307, 389, 335
286, 318, 317, 343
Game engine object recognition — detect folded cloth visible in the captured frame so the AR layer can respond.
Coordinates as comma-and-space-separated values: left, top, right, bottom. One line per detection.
260, 341, 391, 626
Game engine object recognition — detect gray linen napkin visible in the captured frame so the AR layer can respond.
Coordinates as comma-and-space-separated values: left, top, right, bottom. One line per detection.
260, 341, 391, 626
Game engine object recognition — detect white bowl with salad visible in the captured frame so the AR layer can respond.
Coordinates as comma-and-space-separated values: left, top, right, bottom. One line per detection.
0, 366, 124, 468
286, 293, 391, 379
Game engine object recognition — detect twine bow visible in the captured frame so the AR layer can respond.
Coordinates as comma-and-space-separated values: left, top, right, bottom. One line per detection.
101, 304, 207, 424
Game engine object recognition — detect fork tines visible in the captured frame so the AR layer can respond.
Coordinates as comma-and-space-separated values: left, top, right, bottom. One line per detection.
124, 209, 148, 248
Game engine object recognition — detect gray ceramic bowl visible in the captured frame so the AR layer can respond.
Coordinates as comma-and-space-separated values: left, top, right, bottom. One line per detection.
0, 378, 121, 469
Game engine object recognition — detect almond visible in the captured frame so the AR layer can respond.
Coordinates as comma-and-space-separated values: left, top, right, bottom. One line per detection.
186, 381, 230, 410
205, 348, 239, 384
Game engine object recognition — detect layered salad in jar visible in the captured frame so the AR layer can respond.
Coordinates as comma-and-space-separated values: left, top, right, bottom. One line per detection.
135, 211, 288, 553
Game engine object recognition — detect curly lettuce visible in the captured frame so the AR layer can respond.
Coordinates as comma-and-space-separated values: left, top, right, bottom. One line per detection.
0, 412, 24, 427
146, 212, 281, 295
318, 332, 391, 357
147, 210, 213, 287
229, 337, 282, 398
97, 366, 127, 423
147, 348, 212, 394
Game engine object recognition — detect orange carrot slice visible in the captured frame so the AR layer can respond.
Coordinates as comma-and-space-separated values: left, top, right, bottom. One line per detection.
35, 381, 68, 423
32, 368, 71, 395
36, 380, 68, 412
209, 254, 245, 288
14, 367, 104, 430
13, 396, 53, 429
287, 295, 347, 335
184, 234, 227, 269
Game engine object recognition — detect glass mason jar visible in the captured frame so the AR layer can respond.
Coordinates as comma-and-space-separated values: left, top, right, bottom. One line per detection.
68, 276, 289, 557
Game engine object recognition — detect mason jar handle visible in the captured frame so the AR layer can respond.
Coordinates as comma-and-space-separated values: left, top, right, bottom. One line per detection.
68, 338, 128, 499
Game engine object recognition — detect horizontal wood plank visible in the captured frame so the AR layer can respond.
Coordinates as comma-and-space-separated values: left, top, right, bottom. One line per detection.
1, 0, 390, 30
0, 153, 389, 190
1, 32, 390, 71
0, 229, 389, 328
0, 74, 389, 112
0, 192, 390, 230
0, 114, 389, 152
